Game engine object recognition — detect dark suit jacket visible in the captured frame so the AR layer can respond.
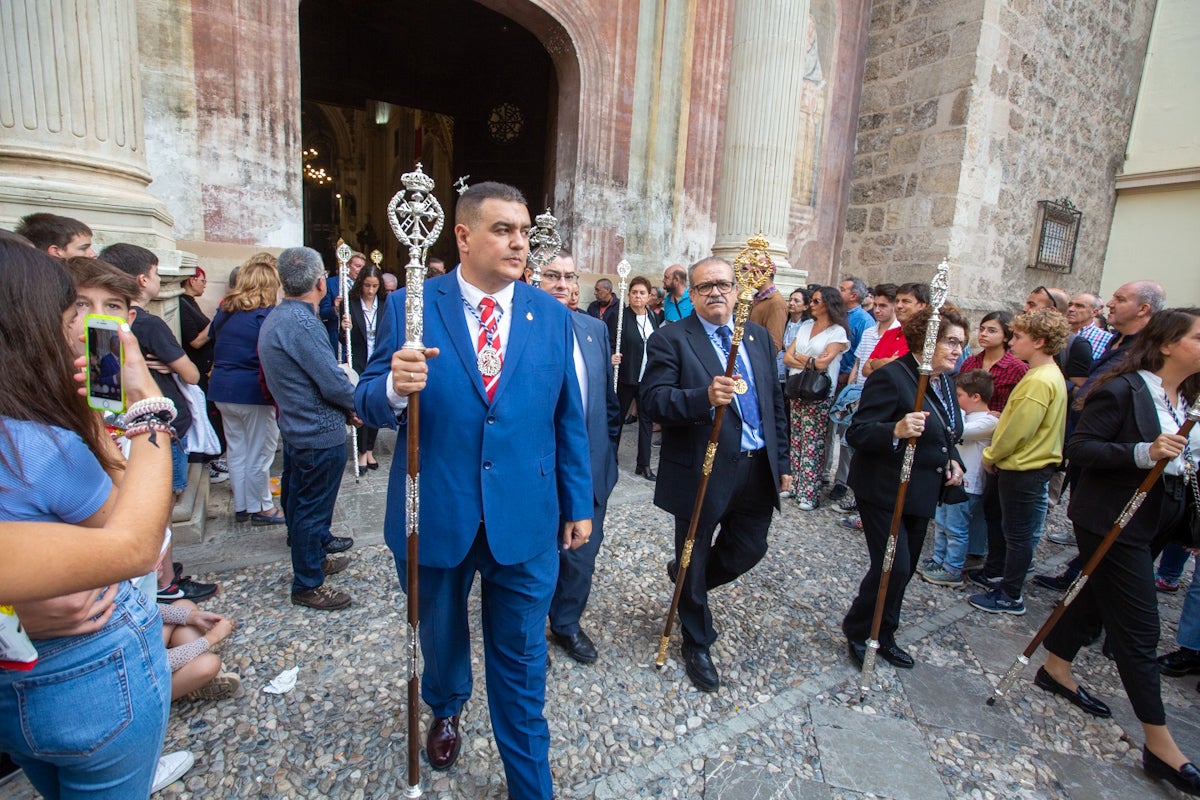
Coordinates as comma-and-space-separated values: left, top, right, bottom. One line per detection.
640, 314, 789, 529
571, 312, 620, 505
846, 354, 964, 518
347, 294, 387, 375
356, 273, 593, 568
1066, 372, 1172, 543
607, 306, 660, 387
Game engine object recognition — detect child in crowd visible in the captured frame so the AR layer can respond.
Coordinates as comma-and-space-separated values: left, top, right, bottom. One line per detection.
920, 370, 997, 586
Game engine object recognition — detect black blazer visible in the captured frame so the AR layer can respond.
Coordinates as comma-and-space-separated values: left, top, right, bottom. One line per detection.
1066, 372, 1172, 543
347, 294, 387, 375
640, 314, 789, 529
607, 306, 660, 386
846, 354, 964, 518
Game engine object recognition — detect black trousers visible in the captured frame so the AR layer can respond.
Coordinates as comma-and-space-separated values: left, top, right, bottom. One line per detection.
674, 450, 775, 648
356, 425, 379, 454
616, 382, 653, 469
549, 495, 608, 636
1043, 483, 1186, 726
843, 498, 930, 647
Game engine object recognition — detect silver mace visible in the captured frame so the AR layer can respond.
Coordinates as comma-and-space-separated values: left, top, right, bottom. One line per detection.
527, 207, 561, 289
612, 259, 631, 392
386, 162, 445, 799
335, 240, 360, 482
858, 258, 951, 696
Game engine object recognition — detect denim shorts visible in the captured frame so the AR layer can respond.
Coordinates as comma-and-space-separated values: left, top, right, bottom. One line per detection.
0, 582, 171, 798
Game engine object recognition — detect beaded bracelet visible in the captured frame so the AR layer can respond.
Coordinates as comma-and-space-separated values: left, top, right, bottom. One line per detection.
123, 397, 178, 426
123, 421, 176, 448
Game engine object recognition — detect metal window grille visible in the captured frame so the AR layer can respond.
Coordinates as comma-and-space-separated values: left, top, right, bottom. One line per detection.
1028, 198, 1081, 274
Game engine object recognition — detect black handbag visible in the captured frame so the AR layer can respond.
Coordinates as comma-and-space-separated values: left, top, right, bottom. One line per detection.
785, 362, 832, 402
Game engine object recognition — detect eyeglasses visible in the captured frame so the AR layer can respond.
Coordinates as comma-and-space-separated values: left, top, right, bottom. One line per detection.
541, 271, 577, 284
940, 337, 966, 350
693, 280, 735, 296
810, 297, 825, 305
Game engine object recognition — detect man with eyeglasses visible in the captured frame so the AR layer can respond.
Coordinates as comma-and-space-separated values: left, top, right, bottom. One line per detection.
537, 251, 620, 664
641, 257, 792, 693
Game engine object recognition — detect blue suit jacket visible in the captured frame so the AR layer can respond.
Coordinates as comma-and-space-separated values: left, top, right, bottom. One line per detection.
356, 273, 593, 568
570, 313, 619, 506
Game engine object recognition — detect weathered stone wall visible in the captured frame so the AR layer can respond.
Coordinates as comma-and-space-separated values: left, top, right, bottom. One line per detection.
843, 0, 1155, 321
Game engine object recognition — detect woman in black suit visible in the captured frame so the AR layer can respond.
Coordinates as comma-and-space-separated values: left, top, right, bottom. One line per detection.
609, 275, 660, 479
1040, 308, 1200, 796
842, 306, 967, 669
344, 264, 389, 470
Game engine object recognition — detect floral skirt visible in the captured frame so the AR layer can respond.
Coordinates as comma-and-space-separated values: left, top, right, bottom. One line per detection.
788, 395, 834, 506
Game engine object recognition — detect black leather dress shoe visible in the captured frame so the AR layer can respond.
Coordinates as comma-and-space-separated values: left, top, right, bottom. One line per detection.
426, 715, 462, 771
1032, 572, 1072, 592
635, 464, 656, 481
553, 630, 598, 664
1160, 647, 1200, 677
847, 640, 866, 668
1033, 666, 1111, 718
1144, 745, 1200, 796
682, 644, 720, 693
666, 559, 679, 585
879, 642, 915, 669
325, 536, 354, 554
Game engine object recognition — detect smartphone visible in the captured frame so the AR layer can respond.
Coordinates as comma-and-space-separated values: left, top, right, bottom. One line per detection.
86, 314, 126, 412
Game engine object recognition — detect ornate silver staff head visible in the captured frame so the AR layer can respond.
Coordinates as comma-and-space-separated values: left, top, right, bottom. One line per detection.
454, 175, 470, 196
387, 163, 445, 350
527, 208, 562, 288
335, 241, 352, 269
616, 259, 631, 284
918, 259, 952, 376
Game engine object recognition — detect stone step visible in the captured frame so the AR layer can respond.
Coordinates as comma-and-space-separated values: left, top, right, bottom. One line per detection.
172, 461, 209, 545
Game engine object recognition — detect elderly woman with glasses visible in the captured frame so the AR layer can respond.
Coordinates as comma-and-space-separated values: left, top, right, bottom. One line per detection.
842, 305, 968, 670
782, 286, 850, 510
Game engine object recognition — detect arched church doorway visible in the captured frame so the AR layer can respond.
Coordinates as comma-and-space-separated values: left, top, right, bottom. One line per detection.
298, 0, 557, 272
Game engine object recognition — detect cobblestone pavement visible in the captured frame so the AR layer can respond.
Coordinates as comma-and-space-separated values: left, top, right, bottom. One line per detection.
8, 430, 1200, 799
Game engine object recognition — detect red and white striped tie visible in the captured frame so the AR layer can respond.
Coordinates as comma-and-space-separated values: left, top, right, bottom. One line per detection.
477, 297, 502, 401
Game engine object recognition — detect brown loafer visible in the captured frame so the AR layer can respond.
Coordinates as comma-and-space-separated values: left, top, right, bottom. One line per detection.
426, 714, 461, 771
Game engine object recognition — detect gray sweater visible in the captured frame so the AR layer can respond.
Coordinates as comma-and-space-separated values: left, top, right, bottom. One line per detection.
259, 298, 357, 450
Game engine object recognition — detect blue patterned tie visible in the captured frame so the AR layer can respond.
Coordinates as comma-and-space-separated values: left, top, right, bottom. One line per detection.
716, 326, 761, 436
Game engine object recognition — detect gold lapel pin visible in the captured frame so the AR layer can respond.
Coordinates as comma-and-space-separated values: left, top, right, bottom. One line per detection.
526, 311, 534, 321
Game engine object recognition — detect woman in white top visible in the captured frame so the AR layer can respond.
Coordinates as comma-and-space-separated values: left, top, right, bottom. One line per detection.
346, 264, 388, 470
783, 285, 850, 509
609, 276, 660, 479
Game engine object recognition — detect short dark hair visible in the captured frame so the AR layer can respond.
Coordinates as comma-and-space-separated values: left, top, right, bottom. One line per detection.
629, 276, 652, 294
15, 213, 91, 251
955, 368, 994, 404
896, 282, 929, 305
100, 243, 158, 279
456, 182, 526, 228
872, 283, 898, 303
841, 276, 868, 302
63, 257, 139, 308
979, 309, 1016, 345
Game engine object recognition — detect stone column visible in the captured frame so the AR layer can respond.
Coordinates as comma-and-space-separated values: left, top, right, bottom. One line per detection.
712, 0, 810, 274
0, 0, 195, 327
0, 0, 177, 248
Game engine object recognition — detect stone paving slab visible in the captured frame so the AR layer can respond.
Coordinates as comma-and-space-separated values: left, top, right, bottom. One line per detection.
809, 704, 949, 800
899, 661, 1030, 743
1039, 749, 1174, 800
705, 761, 834, 800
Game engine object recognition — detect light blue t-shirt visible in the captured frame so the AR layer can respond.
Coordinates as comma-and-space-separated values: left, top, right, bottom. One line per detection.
0, 419, 112, 523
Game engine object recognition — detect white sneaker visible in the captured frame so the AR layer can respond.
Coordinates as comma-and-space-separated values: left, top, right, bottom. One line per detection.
208, 465, 229, 484
152, 751, 194, 793
1047, 530, 1075, 546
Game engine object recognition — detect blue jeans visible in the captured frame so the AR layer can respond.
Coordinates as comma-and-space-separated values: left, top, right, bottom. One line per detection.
1157, 541, 1190, 584
1179, 560, 1200, 650
983, 466, 1053, 599
282, 441, 346, 593
170, 439, 187, 493
932, 493, 983, 578
0, 583, 171, 798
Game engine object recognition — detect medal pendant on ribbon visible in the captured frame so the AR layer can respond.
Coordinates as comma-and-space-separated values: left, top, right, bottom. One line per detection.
477, 346, 502, 378
733, 378, 748, 395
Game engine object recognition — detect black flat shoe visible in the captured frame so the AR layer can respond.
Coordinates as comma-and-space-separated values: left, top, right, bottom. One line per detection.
847, 640, 866, 668
635, 465, 656, 481
1144, 745, 1200, 796
552, 629, 598, 664
666, 559, 678, 585
879, 642, 915, 669
1160, 647, 1200, 677
1033, 666, 1111, 718
366, 460, 379, 471
682, 643, 720, 693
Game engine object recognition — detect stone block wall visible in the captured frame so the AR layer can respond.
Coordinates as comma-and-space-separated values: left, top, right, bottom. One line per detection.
843, 0, 1155, 321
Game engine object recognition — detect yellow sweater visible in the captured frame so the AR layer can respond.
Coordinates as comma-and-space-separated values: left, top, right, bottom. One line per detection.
982, 363, 1066, 471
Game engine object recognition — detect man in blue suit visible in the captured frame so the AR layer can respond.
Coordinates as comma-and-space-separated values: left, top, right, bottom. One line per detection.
355, 182, 592, 800
538, 251, 620, 664
319, 250, 365, 354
